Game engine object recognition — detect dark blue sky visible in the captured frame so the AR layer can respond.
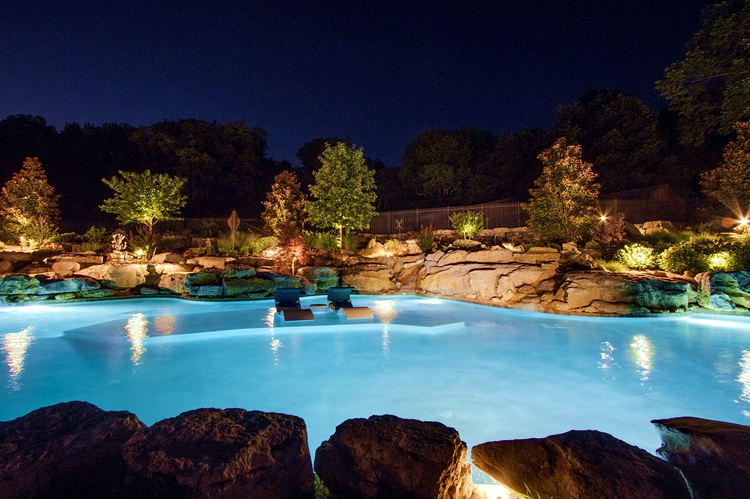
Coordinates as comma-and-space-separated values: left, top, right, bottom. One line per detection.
2, 0, 713, 167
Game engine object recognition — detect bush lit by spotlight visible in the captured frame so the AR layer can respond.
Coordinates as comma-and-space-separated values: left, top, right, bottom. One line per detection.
615, 243, 657, 270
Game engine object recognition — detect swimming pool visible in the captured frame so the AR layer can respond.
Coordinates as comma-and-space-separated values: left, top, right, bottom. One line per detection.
2, 295, 749, 467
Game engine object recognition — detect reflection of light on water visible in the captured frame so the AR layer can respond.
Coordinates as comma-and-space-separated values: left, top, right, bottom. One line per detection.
154, 316, 175, 335
373, 300, 398, 324
382, 325, 390, 361
687, 317, 747, 329
739, 350, 750, 404
715, 349, 735, 377
125, 314, 148, 365
270, 336, 282, 364
598, 341, 617, 371
631, 335, 652, 381
265, 308, 276, 327
3, 327, 35, 390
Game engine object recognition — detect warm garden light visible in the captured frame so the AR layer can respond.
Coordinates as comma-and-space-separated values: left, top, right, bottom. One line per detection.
600, 215, 607, 222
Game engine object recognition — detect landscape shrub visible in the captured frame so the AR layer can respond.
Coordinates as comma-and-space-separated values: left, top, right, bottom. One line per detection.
449, 211, 484, 239
303, 232, 339, 251
341, 233, 361, 251
615, 243, 657, 270
417, 226, 435, 253
729, 235, 750, 270
194, 220, 219, 238
217, 231, 254, 254
589, 213, 626, 259
251, 236, 278, 255
658, 241, 710, 273
641, 230, 686, 252
595, 258, 629, 272
50, 232, 80, 243
84, 226, 110, 244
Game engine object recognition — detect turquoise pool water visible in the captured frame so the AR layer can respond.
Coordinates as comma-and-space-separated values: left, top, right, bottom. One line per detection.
2, 295, 749, 461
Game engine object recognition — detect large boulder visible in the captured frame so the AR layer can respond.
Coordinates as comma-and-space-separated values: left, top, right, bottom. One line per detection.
696, 271, 750, 311
341, 264, 397, 293
35, 277, 101, 295
122, 408, 314, 499
0, 275, 39, 295
298, 267, 340, 292
186, 256, 235, 270
471, 430, 690, 499
223, 277, 274, 298
75, 263, 149, 289
314, 415, 474, 499
652, 417, 750, 499
0, 401, 144, 499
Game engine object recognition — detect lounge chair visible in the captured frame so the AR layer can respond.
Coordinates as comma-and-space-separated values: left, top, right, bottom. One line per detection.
327, 287, 354, 310
275, 287, 301, 312
327, 286, 374, 319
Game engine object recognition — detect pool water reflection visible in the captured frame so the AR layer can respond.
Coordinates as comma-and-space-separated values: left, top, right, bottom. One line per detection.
2, 295, 749, 466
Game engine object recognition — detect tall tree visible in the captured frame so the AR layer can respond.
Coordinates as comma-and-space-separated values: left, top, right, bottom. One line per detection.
307, 142, 377, 242
262, 170, 307, 241
0, 157, 60, 245
555, 89, 665, 192
657, 0, 750, 146
484, 128, 554, 200
523, 139, 600, 242
100, 170, 187, 236
701, 121, 750, 216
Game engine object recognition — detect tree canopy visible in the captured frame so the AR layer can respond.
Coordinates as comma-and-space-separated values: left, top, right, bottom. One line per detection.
657, 0, 750, 146
100, 170, 187, 235
262, 170, 307, 241
307, 142, 377, 241
0, 157, 59, 244
523, 139, 600, 242
700, 121, 750, 216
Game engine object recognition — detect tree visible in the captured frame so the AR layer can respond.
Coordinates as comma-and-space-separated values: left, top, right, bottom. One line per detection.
700, 121, 750, 216
100, 170, 187, 235
0, 157, 59, 245
262, 170, 307, 241
307, 142, 377, 243
523, 139, 600, 242
657, 0, 750, 146
555, 89, 665, 193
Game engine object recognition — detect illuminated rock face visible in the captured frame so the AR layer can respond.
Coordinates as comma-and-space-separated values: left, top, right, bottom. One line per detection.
472, 430, 691, 499
652, 417, 750, 499
123, 408, 314, 499
0, 401, 144, 499
315, 414, 475, 499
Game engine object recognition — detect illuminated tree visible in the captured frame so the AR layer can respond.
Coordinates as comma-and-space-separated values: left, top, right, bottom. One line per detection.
657, 1, 750, 145
307, 142, 377, 243
700, 121, 750, 215
262, 170, 306, 241
523, 139, 600, 242
100, 170, 187, 235
0, 157, 59, 245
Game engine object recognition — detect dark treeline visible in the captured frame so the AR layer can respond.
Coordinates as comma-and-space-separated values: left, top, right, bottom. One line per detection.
0, 88, 727, 231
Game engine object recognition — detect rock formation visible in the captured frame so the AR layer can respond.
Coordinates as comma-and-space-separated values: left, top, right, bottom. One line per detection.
314, 414, 475, 499
652, 416, 750, 499
471, 430, 691, 499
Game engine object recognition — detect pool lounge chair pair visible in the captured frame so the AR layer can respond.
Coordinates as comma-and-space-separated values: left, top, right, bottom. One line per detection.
274, 287, 374, 321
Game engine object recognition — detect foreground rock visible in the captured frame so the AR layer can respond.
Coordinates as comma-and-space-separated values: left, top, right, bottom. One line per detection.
122, 408, 314, 499
652, 417, 750, 499
0, 401, 144, 499
696, 271, 750, 312
471, 430, 690, 499
314, 414, 474, 499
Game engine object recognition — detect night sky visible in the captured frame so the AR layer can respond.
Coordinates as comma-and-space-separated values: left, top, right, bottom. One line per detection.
2, 0, 714, 167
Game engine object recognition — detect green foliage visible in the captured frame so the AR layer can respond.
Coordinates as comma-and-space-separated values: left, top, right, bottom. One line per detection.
729, 235, 750, 270
194, 220, 219, 238
595, 258, 630, 272
306, 142, 377, 241
262, 170, 307, 241
128, 226, 158, 259
314, 475, 330, 499
523, 138, 600, 242
253, 236, 279, 255
656, 1, 750, 145
84, 226, 110, 244
641, 230, 688, 251
616, 243, 658, 270
659, 241, 711, 273
589, 212, 626, 259
0, 157, 60, 245
700, 121, 750, 215
303, 232, 339, 251
100, 170, 187, 234
50, 232, 80, 243
217, 231, 255, 254
341, 233, 361, 251
81, 241, 103, 252
449, 210, 484, 239
417, 226, 435, 253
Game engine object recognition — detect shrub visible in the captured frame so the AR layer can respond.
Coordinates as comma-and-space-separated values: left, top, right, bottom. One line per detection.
50, 232, 80, 243
84, 226, 110, 244
449, 211, 484, 239
615, 243, 657, 270
641, 230, 685, 252
341, 233, 361, 251
252, 236, 279, 255
194, 220, 219, 238
128, 226, 158, 259
303, 232, 339, 251
81, 241, 103, 252
659, 241, 710, 273
589, 213, 626, 259
417, 226, 435, 253
217, 231, 255, 254
729, 235, 750, 270
595, 258, 629, 272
